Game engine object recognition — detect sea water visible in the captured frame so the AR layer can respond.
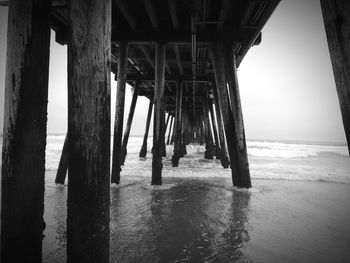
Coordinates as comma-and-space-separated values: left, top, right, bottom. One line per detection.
1, 135, 349, 184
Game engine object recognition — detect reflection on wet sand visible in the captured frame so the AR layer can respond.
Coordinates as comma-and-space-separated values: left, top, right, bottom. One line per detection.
110, 177, 251, 262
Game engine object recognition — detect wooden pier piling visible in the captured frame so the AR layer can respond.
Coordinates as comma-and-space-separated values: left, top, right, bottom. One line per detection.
139, 99, 153, 157
172, 81, 183, 167
55, 133, 69, 185
66, 0, 111, 261
1, 0, 51, 261
111, 42, 128, 184
321, 0, 350, 154
121, 80, 140, 165
152, 43, 166, 185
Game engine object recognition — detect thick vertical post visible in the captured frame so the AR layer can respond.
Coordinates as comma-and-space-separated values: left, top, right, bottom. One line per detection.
172, 81, 183, 167
152, 43, 166, 185
213, 85, 230, 168
67, 0, 111, 261
211, 42, 251, 188
320, 0, 350, 154
139, 99, 153, 157
167, 116, 174, 145
111, 42, 128, 184
204, 98, 214, 159
55, 133, 69, 184
121, 80, 140, 164
223, 44, 251, 188
1, 0, 51, 261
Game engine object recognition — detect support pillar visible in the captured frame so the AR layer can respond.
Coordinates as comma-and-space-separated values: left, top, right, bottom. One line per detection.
152, 43, 166, 185
320, 0, 350, 154
209, 101, 221, 159
211, 42, 251, 188
213, 85, 230, 168
162, 113, 171, 156
167, 116, 174, 145
121, 80, 140, 165
111, 42, 128, 184
139, 99, 153, 157
223, 44, 251, 188
172, 81, 183, 167
55, 133, 69, 184
1, 0, 51, 261
67, 0, 111, 261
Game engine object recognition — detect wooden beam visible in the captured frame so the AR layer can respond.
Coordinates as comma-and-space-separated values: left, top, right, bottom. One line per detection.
218, 0, 230, 29
168, 0, 179, 29
111, 42, 128, 184
55, 133, 69, 184
116, 0, 137, 30
173, 44, 184, 75
66, 0, 111, 261
142, 0, 158, 30
139, 99, 153, 157
167, 116, 174, 144
120, 80, 140, 164
321, 0, 350, 154
223, 43, 252, 188
1, 0, 51, 261
138, 44, 155, 69
112, 27, 256, 43
152, 43, 166, 185
171, 81, 183, 167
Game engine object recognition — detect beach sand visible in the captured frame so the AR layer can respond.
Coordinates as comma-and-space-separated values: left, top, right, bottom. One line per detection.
43, 171, 350, 263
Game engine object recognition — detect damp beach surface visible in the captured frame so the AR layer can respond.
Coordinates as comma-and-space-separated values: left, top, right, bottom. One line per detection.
43, 173, 350, 263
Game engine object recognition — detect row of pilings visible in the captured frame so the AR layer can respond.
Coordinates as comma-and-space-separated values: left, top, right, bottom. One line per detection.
1, 0, 350, 262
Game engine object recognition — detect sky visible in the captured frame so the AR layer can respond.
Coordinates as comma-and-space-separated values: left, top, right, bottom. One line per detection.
0, 0, 347, 143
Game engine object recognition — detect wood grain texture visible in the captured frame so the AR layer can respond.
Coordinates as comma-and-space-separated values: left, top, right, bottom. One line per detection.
1, 0, 51, 261
321, 0, 350, 154
67, 0, 111, 261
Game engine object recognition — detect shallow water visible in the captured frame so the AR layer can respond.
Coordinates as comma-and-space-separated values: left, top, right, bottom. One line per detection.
43, 175, 350, 263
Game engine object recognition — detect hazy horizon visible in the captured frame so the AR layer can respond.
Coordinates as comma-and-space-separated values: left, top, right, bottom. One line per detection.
0, 0, 348, 145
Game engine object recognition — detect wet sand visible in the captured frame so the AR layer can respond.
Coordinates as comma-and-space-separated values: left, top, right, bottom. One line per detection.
43, 172, 350, 262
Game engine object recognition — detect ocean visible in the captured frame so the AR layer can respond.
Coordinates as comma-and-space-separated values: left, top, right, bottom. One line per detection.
30, 135, 350, 185
1, 135, 350, 262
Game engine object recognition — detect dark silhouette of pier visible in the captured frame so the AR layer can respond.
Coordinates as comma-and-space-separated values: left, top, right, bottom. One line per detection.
1, 0, 349, 261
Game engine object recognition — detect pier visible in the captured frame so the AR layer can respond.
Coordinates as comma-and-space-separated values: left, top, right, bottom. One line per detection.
1, 0, 350, 262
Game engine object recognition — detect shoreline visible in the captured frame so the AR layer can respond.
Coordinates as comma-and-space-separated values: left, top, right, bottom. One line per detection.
43, 172, 350, 262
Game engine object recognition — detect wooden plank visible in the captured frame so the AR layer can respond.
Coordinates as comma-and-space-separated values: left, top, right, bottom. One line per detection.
66, 0, 111, 261
111, 42, 129, 184
1, 0, 51, 261
55, 133, 69, 184
223, 43, 252, 188
139, 99, 153, 157
152, 43, 166, 185
320, 0, 350, 154
121, 80, 140, 165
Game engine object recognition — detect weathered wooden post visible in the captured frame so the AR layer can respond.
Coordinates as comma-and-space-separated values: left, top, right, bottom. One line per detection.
223, 43, 251, 188
152, 43, 166, 185
213, 85, 230, 168
172, 81, 183, 167
121, 80, 141, 165
1, 0, 51, 261
204, 98, 214, 159
209, 101, 221, 159
211, 42, 251, 188
55, 133, 69, 184
139, 98, 153, 157
162, 112, 171, 156
111, 42, 128, 184
320, 0, 350, 154
67, 0, 111, 261
167, 116, 174, 145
